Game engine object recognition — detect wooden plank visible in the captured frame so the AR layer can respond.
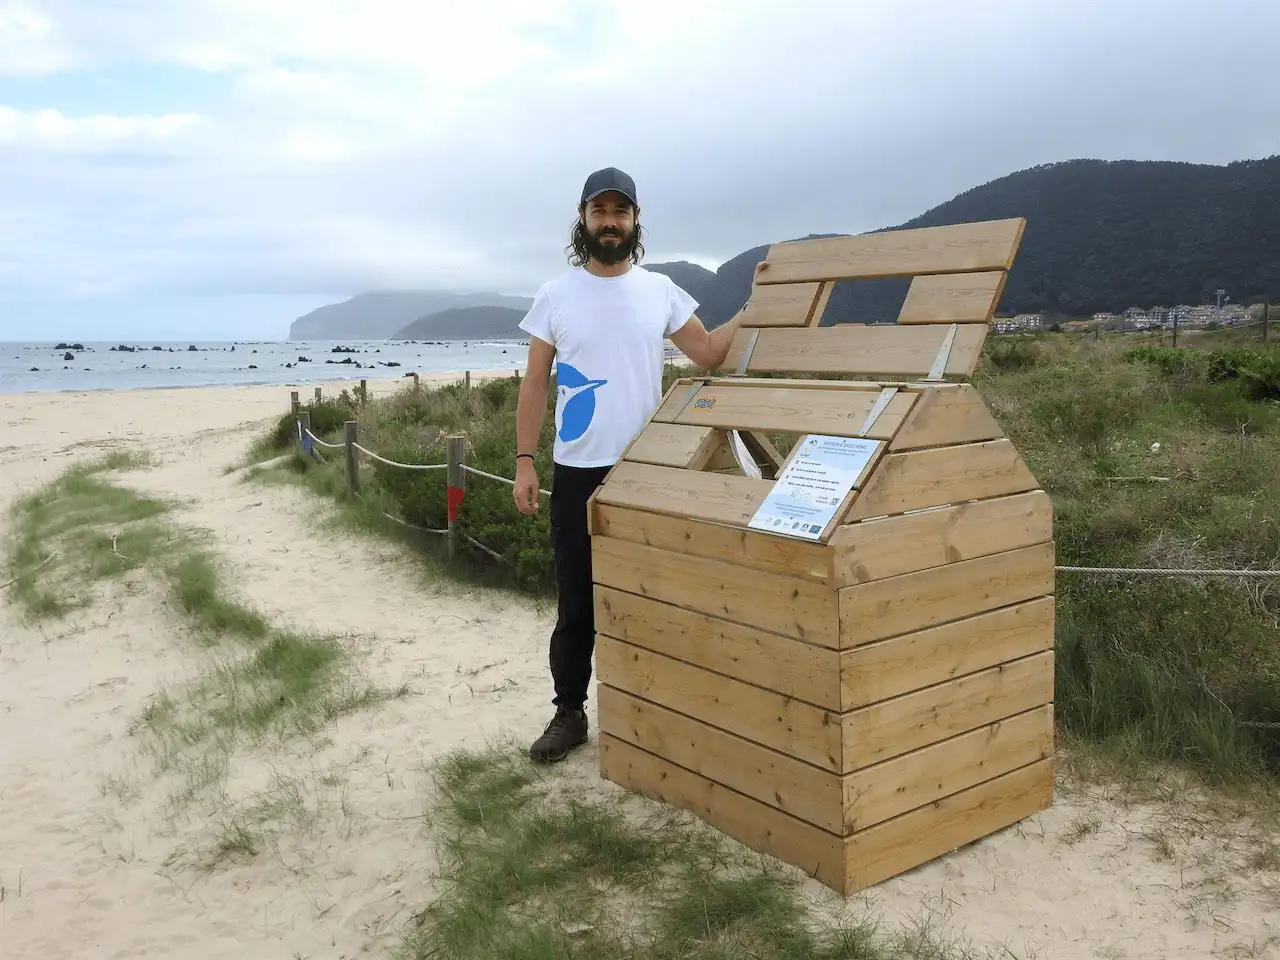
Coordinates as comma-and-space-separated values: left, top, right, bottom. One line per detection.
809, 281, 835, 326
722, 324, 988, 379
841, 650, 1054, 771
593, 536, 840, 646
594, 460, 773, 528
671, 383, 917, 439
623, 422, 720, 469
652, 378, 706, 421
844, 705, 1054, 831
601, 736, 1054, 897
595, 586, 841, 709
887, 383, 1005, 452
754, 218, 1026, 285
897, 271, 1007, 324
830, 490, 1053, 586
600, 734, 847, 892
845, 758, 1053, 893
694, 377, 898, 392
592, 503, 832, 582
596, 637, 842, 771
839, 541, 1055, 646
848, 438, 1039, 521
841, 596, 1055, 710
740, 281, 824, 327
598, 687, 843, 833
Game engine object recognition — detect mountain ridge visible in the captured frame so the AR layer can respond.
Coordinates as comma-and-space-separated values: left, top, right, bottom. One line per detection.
290, 156, 1280, 338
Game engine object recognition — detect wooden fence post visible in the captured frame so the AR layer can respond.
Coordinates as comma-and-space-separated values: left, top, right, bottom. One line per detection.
360, 378, 368, 403
314, 386, 323, 403
446, 435, 466, 561
465, 370, 471, 390
344, 420, 360, 496
1264, 303, 1270, 344
290, 390, 300, 414
411, 372, 420, 392
298, 410, 311, 456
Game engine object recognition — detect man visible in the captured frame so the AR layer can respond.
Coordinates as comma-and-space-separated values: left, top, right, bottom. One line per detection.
512, 166, 744, 763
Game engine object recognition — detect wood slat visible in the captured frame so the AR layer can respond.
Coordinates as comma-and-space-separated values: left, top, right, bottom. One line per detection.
897, 271, 1007, 324
887, 383, 1005, 451
600, 734, 847, 892
848, 438, 1040, 521
600, 735, 1054, 896
845, 758, 1054, 893
598, 686, 843, 833
696, 377, 896, 392
592, 504, 832, 582
594, 460, 773, 528
841, 596, 1054, 710
722, 324, 988, 379
595, 586, 841, 709
830, 490, 1053, 586
668, 383, 916, 439
753, 218, 1026, 285
652, 379, 706, 421
845, 705, 1054, 831
841, 650, 1054, 770
740, 281, 824, 327
592, 536, 840, 646
596, 637, 842, 771
838, 542, 1055, 647
623, 422, 720, 468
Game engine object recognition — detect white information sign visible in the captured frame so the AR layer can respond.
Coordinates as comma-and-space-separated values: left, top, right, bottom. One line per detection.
747, 435, 881, 541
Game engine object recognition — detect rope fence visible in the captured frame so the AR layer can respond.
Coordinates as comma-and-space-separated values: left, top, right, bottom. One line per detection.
287, 388, 1280, 581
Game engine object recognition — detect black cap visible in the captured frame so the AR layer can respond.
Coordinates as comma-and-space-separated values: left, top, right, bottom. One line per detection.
580, 167, 637, 207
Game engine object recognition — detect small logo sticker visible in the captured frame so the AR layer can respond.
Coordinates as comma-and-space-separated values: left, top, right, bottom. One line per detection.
692, 397, 716, 409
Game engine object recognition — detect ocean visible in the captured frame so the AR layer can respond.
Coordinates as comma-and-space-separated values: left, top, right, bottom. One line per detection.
0, 339, 529, 395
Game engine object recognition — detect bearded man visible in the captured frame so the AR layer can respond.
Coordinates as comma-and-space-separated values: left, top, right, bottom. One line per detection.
512, 166, 744, 763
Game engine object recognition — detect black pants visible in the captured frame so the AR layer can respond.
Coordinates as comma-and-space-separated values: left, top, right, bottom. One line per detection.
548, 461, 612, 712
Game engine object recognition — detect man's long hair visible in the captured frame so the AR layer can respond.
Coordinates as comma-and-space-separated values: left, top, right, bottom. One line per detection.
566, 208, 645, 268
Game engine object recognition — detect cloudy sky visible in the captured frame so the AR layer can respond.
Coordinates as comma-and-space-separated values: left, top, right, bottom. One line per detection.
2, 0, 1277, 341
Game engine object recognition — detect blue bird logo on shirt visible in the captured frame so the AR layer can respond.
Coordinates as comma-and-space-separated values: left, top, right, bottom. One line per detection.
555, 362, 608, 443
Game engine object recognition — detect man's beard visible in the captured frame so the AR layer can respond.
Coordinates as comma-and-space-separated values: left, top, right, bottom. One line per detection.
583, 225, 637, 266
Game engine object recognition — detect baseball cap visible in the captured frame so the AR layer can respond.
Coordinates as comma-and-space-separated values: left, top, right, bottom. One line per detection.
580, 167, 638, 207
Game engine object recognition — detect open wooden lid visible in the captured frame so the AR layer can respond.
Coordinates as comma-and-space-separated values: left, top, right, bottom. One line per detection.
723, 217, 1025, 381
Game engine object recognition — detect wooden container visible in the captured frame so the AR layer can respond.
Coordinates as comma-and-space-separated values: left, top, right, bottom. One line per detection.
588, 217, 1055, 896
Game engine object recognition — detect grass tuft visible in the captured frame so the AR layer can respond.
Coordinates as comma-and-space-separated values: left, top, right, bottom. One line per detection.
170, 552, 271, 641
400, 746, 974, 960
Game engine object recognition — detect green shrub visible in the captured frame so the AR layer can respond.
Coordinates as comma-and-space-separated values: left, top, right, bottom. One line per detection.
1123, 345, 1198, 375
982, 337, 1046, 372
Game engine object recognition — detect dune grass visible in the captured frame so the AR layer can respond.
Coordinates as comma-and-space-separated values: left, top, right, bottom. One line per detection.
399, 746, 989, 960
5, 450, 406, 767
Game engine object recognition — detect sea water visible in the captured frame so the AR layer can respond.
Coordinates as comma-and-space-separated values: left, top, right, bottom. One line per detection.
0, 339, 529, 395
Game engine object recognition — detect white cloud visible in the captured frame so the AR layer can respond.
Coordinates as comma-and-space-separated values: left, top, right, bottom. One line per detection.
0, 106, 206, 150
0, 1, 79, 75
1, 0, 1279, 339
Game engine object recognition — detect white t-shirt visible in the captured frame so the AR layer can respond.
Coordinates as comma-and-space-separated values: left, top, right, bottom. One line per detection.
518, 265, 698, 468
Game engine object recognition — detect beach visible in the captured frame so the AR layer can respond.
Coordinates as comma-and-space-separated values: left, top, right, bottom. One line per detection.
2, 374, 1278, 959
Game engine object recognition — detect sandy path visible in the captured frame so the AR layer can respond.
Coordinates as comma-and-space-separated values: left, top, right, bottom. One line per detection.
1, 380, 1278, 959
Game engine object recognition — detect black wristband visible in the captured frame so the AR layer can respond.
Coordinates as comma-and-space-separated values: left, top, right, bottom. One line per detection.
516, 453, 534, 461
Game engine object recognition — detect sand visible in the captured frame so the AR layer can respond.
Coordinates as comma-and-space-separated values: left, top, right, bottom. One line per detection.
1, 376, 1277, 959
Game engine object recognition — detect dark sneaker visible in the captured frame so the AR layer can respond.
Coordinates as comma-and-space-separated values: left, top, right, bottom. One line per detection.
529, 708, 588, 763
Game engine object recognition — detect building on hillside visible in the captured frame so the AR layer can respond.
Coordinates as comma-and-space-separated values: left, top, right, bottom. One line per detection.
993, 313, 1045, 335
